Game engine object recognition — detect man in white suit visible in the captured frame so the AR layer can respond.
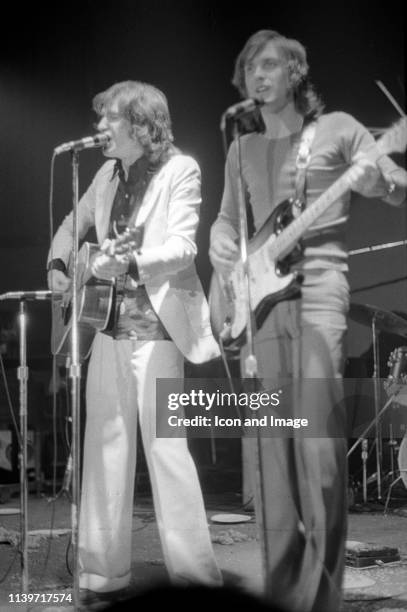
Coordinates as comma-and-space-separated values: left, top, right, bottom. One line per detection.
47, 80, 222, 604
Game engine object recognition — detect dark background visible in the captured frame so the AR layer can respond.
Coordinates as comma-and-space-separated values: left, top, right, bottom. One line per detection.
0, 0, 405, 496
0, 0, 405, 362
0, 0, 405, 414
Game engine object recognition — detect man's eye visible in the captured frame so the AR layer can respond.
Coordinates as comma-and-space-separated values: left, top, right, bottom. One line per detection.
264, 60, 279, 70
105, 112, 121, 121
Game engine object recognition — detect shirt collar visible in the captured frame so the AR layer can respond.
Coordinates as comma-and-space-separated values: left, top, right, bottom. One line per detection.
111, 156, 151, 183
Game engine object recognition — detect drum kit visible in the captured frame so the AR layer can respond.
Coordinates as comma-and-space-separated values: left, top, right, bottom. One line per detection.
348, 301, 407, 508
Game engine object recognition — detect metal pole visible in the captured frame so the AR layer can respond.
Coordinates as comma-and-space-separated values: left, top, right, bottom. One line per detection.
231, 122, 270, 588
349, 239, 407, 256
372, 317, 383, 499
232, 124, 257, 379
17, 299, 29, 592
70, 151, 82, 608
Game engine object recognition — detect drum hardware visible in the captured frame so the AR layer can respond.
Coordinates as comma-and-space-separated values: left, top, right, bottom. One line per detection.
387, 429, 398, 479
384, 346, 407, 405
347, 393, 395, 501
382, 347, 407, 512
348, 305, 407, 501
384, 434, 407, 514
348, 304, 407, 339
361, 439, 368, 503
348, 239, 407, 257
398, 435, 407, 489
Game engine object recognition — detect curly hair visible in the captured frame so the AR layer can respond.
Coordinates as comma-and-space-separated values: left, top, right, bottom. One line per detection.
232, 30, 324, 121
93, 81, 175, 164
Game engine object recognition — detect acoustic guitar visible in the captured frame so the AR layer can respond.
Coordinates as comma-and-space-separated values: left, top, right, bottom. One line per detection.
51, 226, 143, 361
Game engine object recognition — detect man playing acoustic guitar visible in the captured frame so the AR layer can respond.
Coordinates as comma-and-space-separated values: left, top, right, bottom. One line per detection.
47, 80, 222, 606
209, 30, 406, 612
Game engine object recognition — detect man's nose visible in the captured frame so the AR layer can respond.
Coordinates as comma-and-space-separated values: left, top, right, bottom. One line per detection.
97, 116, 108, 130
254, 65, 265, 79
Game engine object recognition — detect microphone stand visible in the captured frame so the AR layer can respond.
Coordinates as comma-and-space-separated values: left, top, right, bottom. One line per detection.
231, 121, 258, 380
0, 291, 54, 593
17, 298, 29, 593
69, 151, 82, 608
226, 115, 269, 586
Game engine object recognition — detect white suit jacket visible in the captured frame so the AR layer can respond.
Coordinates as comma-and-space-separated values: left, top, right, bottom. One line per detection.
48, 153, 220, 363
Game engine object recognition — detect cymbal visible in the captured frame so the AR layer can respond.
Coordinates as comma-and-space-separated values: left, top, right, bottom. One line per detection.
349, 303, 407, 338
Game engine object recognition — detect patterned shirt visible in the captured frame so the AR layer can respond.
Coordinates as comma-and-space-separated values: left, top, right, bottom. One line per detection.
105, 157, 169, 340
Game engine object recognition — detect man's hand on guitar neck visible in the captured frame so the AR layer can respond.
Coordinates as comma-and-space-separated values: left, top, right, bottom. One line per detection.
348, 152, 384, 196
209, 234, 239, 275
349, 151, 406, 202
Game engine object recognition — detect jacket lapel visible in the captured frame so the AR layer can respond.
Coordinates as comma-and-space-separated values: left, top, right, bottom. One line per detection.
134, 164, 167, 227
94, 158, 168, 242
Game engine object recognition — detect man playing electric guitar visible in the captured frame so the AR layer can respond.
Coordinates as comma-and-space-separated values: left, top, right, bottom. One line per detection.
209, 30, 406, 612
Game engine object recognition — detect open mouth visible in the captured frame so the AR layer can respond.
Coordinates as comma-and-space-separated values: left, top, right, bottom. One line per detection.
100, 131, 112, 146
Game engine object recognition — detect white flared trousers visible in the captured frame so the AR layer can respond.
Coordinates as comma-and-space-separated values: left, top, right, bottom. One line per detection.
78, 334, 222, 592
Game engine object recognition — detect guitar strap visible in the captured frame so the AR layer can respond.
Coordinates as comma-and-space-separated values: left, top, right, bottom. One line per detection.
293, 120, 317, 212
242, 121, 317, 226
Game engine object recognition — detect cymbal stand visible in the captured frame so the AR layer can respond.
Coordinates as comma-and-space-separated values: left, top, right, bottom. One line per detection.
348, 315, 386, 502
348, 394, 397, 456
372, 315, 383, 499
348, 394, 397, 502
388, 424, 396, 480
361, 439, 368, 503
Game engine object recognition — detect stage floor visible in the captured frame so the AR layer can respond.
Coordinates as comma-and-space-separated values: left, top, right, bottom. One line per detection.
0, 492, 406, 611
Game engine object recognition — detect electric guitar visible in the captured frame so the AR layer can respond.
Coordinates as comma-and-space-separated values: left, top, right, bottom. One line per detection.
51, 226, 143, 362
209, 117, 407, 352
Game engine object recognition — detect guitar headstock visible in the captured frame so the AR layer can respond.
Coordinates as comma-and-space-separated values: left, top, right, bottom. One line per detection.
376, 117, 407, 157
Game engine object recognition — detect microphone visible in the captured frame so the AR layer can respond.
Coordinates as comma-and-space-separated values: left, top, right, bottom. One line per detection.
0, 290, 52, 301
54, 133, 111, 155
223, 98, 264, 119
